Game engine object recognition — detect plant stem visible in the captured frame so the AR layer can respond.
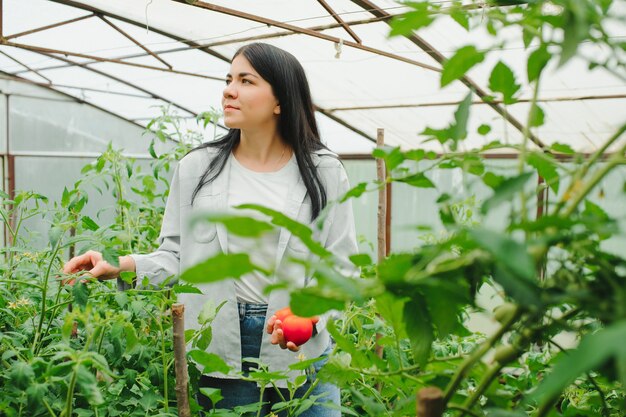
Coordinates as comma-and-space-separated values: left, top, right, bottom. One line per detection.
554, 122, 626, 215
64, 362, 79, 417
33, 237, 64, 354
562, 140, 626, 218
0, 279, 43, 289
460, 363, 505, 416
442, 306, 521, 404
448, 404, 484, 417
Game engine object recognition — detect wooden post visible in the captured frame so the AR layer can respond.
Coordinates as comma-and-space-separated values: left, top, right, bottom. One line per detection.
376, 128, 387, 264
417, 387, 444, 417
172, 303, 191, 417
375, 128, 387, 387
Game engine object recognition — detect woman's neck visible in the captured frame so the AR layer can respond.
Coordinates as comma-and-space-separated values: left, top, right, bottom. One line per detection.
234, 130, 292, 172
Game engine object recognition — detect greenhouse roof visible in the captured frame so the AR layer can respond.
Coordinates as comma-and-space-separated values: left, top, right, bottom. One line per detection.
1, 0, 625, 155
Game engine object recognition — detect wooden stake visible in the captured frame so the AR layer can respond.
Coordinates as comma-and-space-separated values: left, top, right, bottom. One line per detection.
417, 387, 444, 417
375, 128, 386, 389
172, 303, 191, 417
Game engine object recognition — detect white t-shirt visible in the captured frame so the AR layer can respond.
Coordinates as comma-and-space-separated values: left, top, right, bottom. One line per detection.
227, 152, 299, 304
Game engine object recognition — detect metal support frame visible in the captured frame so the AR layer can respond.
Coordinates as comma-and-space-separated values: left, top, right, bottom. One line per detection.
4, 40, 224, 81
97, 15, 173, 70
5, 13, 93, 40
325, 94, 626, 112
0, 50, 52, 83
171, 0, 440, 73
316, 0, 361, 44
351, 0, 547, 149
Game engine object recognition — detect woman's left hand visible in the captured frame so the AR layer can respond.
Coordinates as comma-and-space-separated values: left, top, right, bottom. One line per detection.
266, 315, 300, 352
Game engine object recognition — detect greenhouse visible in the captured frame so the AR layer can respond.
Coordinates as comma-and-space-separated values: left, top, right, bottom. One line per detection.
1, 0, 625, 416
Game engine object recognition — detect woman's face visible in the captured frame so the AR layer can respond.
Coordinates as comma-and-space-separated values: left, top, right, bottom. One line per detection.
222, 54, 280, 131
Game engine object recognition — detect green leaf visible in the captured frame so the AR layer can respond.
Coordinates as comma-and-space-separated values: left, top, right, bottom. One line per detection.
196, 327, 212, 351
389, 3, 434, 37
238, 204, 330, 258
482, 172, 504, 189
181, 253, 264, 284
527, 44, 551, 82
481, 172, 533, 214
478, 124, 492, 135
489, 61, 520, 104
470, 229, 535, 282
81, 216, 100, 231
26, 383, 48, 408
124, 323, 139, 353
102, 247, 120, 267
72, 281, 90, 308
349, 254, 372, 267
290, 290, 346, 317
188, 350, 231, 374
528, 103, 545, 127
340, 182, 368, 203
372, 146, 405, 171
527, 152, 559, 193
404, 296, 433, 367
199, 387, 223, 405
193, 212, 274, 238
173, 284, 202, 294
48, 226, 63, 248
198, 299, 225, 325
76, 365, 104, 405
528, 320, 626, 405
10, 361, 34, 389
454, 93, 473, 140
61, 187, 70, 207
470, 229, 540, 305
376, 293, 408, 339
550, 143, 575, 154
395, 173, 435, 188
441, 45, 485, 87
450, 8, 469, 30
119, 271, 135, 285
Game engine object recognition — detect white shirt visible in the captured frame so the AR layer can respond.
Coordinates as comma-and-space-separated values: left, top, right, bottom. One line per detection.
227, 152, 299, 304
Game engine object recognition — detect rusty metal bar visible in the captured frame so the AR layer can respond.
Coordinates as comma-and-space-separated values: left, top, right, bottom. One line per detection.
3, 41, 224, 81
11, 15, 399, 76
49, 0, 229, 62
315, 106, 376, 142
5, 13, 94, 40
325, 94, 626, 111
171, 0, 440, 73
3, 52, 199, 117
316, 0, 362, 44
1, 76, 152, 99
98, 15, 173, 69
351, 0, 547, 149
0, 50, 52, 83
3, 71, 176, 133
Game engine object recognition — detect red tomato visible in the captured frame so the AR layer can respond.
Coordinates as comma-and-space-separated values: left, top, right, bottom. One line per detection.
281, 315, 313, 346
274, 307, 293, 322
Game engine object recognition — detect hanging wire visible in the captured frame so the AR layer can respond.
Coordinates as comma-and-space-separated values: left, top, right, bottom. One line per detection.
145, 0, 154, 34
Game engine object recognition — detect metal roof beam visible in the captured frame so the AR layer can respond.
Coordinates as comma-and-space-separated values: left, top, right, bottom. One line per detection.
97, 15, 173, 70
351, 0, 547, 149
5, 13, 94, 40
3, 50, 199, 117
316, 0, 362, 44
326, 94, 626, 111
171, 0, 440, 73
2, 40, 224, 81
0, 50, 52, 83
49, 0, 230, 62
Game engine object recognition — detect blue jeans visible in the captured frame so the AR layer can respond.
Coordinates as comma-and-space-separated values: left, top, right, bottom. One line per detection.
197, 303, 340, 417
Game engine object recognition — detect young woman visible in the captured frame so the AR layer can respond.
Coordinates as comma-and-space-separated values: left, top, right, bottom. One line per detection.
63, 42, 358, 416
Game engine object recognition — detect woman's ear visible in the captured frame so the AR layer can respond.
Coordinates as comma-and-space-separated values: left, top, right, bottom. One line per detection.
274, 103, 281, 115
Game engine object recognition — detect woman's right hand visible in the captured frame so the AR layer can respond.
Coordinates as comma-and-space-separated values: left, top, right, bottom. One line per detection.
62, 250, 134, 284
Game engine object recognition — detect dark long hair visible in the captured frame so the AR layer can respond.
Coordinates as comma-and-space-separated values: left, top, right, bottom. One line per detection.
190, 43, 329, 220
